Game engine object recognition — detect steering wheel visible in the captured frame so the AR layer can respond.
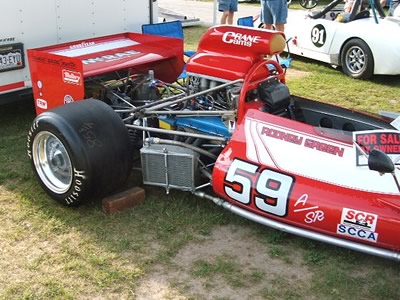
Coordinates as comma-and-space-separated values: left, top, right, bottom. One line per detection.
308, 0, 343, 19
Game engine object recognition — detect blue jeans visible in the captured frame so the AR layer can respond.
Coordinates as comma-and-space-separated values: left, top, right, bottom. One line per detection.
261, 0, 288, 24
218, 0, 238, 12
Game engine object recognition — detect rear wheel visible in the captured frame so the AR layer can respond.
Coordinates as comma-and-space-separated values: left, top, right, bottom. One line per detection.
341, 39, 374, 79
27, 99, 133, 206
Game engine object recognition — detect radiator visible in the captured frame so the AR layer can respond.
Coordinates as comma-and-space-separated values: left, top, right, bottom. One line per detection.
140, 144, 199, 192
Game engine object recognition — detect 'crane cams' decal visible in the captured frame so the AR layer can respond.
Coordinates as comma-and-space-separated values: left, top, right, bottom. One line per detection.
311, 24, 326, 48
222, 31, 261, 47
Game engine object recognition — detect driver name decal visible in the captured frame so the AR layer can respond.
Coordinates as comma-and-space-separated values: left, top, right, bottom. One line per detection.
337, 208, 379, 243
260, 124, 345, 157
244, 117, 365, 192
261, 126, 303, 145
222, 32, 261, 47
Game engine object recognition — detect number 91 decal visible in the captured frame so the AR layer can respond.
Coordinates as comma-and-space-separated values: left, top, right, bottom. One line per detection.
311, 24, 326, 48
223, 159, 294, 217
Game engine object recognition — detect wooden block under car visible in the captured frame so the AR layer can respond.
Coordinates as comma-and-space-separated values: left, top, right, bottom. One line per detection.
102, 187, 145, 214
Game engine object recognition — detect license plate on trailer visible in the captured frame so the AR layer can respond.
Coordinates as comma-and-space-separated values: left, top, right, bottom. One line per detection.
0, 43, 24, 72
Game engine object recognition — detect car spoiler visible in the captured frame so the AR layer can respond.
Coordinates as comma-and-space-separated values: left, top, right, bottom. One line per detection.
28, 32, 183, 113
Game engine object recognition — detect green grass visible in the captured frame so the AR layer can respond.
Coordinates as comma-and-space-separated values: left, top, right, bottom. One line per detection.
0, 25, 399, 299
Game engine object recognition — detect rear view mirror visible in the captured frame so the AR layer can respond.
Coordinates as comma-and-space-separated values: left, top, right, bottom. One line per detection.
368, 149, 395, 174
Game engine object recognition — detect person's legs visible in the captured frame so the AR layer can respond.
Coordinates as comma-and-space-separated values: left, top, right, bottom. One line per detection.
226, 0, 238, 24
275, 23, 285, 32
263, 24, 274, 29
227, 11, 235, 24
271, 0, 288, 32
219, 0, 230, 24
220, 11, 229, 24
260, 0, 274, 29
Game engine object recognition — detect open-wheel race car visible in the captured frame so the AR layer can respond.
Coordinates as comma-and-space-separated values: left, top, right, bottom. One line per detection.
26, 25, 400, 260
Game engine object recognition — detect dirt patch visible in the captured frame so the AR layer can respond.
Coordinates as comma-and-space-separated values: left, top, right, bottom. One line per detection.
135, 225, 313, 300
285, 68, 310, 80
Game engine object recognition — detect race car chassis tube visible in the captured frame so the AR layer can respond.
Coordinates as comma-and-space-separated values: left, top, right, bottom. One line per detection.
194, 191, 400, 261
127, 124, 227, 142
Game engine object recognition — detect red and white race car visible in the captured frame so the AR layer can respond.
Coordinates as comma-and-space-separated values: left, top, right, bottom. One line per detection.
26, 25, 400, 260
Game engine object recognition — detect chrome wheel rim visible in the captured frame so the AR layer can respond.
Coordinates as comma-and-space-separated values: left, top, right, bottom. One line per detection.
32, 131, 72, 194
345, 45, 366, 75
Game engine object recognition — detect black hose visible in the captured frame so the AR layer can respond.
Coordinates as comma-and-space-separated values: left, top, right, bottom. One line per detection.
374, 0, 386, 18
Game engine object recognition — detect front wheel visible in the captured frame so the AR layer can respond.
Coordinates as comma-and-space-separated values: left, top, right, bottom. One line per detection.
27, 99, 133, 206
299, 0, 319, 9
341, 39, 374, 79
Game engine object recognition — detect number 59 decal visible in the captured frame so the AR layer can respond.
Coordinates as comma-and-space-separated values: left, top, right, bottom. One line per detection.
224, 159, 294, 217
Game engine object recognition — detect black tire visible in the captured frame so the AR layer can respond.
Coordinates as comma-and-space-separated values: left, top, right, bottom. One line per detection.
299, 0, 319, 9
27, 99, 133, 206
341, 38, 374, 79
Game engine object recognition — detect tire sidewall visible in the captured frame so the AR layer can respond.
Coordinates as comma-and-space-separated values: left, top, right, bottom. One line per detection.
27, 113, 91, 206
341, 39, 374, 79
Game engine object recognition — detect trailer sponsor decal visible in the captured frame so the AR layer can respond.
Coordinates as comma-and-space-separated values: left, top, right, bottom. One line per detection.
337, 208, 378, 242
62, 70, 81, 85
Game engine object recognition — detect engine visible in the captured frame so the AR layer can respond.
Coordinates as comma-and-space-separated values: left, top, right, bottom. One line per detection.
80, 26, 288, 193
85, 70, 242, 138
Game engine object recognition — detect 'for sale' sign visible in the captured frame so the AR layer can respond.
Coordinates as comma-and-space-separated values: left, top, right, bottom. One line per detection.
353, 130, 400, 166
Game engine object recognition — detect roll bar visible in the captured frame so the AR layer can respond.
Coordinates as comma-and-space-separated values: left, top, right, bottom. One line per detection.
308, 0, 385, 22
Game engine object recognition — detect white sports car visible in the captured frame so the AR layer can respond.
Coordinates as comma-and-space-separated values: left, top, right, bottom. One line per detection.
285, 0, 400, 79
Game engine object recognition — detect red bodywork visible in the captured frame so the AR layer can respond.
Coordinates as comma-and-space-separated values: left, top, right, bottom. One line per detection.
185, 26, 400, 253
28, 32, 183, 114
211, 109, 400, 252
186, 26, 286, 83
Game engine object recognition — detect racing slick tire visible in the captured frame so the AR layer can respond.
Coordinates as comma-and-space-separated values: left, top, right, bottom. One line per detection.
27, 99, 133, 206
341, 38, 374, 79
